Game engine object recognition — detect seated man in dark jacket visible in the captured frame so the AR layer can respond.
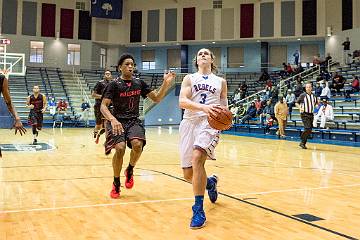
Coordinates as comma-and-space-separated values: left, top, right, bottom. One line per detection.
331, 72, 346, 95
240, 102, 257, 124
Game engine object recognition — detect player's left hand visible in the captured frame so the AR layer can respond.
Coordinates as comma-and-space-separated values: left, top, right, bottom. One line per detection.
163, 70, 176, 84
12, 119, 26, 136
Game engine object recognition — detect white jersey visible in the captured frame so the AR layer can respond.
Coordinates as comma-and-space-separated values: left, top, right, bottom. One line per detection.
183, 72, 222, 119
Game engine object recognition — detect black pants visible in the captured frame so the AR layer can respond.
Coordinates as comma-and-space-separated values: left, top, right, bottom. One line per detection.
300, 113, 314, 144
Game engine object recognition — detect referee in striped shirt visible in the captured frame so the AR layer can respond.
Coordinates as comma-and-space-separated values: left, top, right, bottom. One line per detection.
295, 83, 318, 149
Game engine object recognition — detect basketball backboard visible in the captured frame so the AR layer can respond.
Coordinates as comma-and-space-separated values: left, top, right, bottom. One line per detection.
0, 52, 26, 76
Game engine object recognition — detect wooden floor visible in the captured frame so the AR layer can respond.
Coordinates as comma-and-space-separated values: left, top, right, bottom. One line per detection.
0, 127, 359, 240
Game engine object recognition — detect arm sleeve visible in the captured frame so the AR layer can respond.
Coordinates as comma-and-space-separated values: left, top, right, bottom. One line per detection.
140, 79, 153, 98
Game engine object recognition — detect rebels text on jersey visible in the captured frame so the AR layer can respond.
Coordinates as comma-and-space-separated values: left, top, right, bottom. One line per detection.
102, 78, 152, 119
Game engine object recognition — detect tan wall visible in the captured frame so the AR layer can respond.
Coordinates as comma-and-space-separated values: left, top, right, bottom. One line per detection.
325, 0, 342, 34
354, 0, 360, 28
0, 0, 358, 46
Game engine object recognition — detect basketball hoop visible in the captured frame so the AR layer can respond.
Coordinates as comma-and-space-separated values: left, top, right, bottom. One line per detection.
0, 38, 25, 76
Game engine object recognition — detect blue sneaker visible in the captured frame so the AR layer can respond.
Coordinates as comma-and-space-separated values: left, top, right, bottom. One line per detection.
190, 205, 206, 229
207, 175, 218, 203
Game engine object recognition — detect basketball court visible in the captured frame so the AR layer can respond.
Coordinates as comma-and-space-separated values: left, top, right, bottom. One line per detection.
1, 127, 359, 239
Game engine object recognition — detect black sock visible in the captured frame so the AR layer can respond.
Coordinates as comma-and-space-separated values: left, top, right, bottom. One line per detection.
32, 127, 37, 135
127, 164, 134, 176
114, 177, 120, 187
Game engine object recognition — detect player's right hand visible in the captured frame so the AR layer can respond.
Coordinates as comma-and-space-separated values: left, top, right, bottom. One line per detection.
110, 119, 124, 135
203, 104, 221, 118
12, 119, 26, 136
28, 104, 34, 109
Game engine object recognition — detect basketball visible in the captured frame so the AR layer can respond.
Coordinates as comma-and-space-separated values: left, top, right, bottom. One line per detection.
207, 106, 232, 130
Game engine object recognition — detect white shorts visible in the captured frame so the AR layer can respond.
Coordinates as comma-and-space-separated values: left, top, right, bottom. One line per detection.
179, 116, 220, 168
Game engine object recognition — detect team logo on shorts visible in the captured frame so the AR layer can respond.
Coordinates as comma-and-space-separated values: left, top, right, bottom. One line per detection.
0, 143, 55, 152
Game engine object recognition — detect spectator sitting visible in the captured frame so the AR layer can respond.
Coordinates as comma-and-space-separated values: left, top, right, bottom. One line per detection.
314, 82, 323, 98
345, 75, 359, 99
240, 102, 257, 124
260, 100, 275, 125
56, 98, 69, 124
259, 70, 270, 83
240, 81, 248, 98
294, 64, 304, 74
331, 72, 346, 95
352, 75, 359, 92
324, 53, 332, 66
313, 98, 334, 129
320, 82, 331, 100
80, 98, 91, 127
280, 62, 288, 77
266, 79, 273, 88
270, 85, 279, 104
320, 70, 331, 81
313, 55, 321, 65
286, 63, 293, 75
285, 89, 296, 114
264, 86, 272, 101
233, 88, 241, 103
231, 103, 246, 124
255, 96, 263, 115
57, 98, 68, 113
48, 97, 56, 118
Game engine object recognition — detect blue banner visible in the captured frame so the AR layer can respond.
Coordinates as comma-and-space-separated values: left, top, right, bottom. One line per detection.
91, 0, 123, 19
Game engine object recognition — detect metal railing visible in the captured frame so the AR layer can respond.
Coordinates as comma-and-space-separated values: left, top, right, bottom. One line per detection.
72, 67, 92, 108
278, 64, 321, 96
142, 73, 186, 114
230, 64, 323, 108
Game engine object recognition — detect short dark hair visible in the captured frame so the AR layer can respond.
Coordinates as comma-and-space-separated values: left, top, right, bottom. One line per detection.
117, 54, 135, 69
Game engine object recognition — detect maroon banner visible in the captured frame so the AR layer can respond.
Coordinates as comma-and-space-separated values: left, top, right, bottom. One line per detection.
183, 7, 195, 40
60, 8, 74, 39
41, 3, 56, 37
240, 4, 254, 38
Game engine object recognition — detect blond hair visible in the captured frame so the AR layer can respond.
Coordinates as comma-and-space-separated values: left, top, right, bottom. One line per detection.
193, 48, 218, 73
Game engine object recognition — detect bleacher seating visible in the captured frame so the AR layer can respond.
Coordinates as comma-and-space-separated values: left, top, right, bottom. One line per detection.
227, 63, 360, 144
6, 65, 359, 144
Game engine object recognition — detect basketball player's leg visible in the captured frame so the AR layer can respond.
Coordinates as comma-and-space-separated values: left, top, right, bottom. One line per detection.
124, 120, 146, 189
94, 106, 103, 139
32, 113, 41, 144
183, 167, 193, 182
189, 148, 208, 229
105, 118, 127, 198
180, 119, 195, 182
192, 148, 208, 195
180, 119, 219, 229
110, 142, 126, 198
180, 118, 217, 191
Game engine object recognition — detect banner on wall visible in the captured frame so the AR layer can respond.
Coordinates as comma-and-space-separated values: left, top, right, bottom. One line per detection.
91, 0, 123, 19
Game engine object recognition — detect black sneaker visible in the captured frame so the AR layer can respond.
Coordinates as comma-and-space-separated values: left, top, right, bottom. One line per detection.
99, 128, 106, 136
299, 143, 307, 149
33, 139, 38, 145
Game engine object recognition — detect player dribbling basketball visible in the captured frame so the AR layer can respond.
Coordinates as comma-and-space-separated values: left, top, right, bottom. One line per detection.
178, 48, 228, 229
